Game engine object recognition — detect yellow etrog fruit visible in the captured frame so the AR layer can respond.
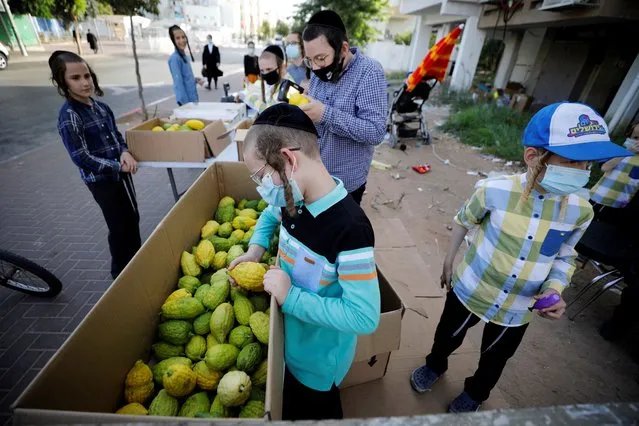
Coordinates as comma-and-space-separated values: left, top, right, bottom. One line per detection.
186, 119, 205, 130
229, 262, 266, 291
164, 288, 192, 305
116, 402, 148, 415
232, 216, 257, 231
201, 220, 220, 239
163, 363, 197, 397
195, 239, 216, 269
181, 251, 201, 277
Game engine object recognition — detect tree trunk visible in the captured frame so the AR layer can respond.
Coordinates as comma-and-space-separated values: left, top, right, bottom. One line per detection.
130, 15, 148, 121
74, 18, 83, 55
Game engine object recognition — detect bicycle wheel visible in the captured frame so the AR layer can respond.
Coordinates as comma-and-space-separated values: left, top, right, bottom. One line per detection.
0, 250, 62, 297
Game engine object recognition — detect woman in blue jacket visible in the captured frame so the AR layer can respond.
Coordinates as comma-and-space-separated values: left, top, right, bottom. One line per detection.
168, 25, 200, 106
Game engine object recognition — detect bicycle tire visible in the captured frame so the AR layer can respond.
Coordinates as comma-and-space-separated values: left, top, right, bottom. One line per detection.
0, 249, 62, 297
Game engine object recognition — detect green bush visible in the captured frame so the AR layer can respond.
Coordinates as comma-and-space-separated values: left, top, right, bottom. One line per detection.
441, 104, 531, 161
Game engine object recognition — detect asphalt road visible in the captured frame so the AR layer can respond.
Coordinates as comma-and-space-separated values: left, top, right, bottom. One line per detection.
0, 47, 246, 162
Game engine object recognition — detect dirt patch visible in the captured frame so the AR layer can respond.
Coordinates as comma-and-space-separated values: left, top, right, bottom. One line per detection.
362, 105, 639, 409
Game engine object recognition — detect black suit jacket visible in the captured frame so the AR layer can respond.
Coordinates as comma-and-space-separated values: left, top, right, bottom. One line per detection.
202, 44, 220, 69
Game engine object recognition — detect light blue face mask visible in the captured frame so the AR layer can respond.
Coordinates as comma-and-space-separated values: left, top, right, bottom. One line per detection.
286, 44, 300, 60
623, 138, 635, 149
538, 164, 590, 196
257, 171, 304, 208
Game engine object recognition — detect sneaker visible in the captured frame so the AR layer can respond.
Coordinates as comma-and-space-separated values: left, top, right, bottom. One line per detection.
410, 364, 441, 393
448, 391, 481, 413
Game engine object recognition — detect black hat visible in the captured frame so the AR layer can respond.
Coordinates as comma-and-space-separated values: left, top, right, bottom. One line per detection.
254, 103, 318, 136
263, 44, 284, 60
307, 10, 346, 34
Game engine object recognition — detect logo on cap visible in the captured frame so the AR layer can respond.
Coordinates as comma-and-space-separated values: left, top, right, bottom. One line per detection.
567, 114, 606, 138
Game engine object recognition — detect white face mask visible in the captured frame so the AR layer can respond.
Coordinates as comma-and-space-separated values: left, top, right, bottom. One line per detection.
538, 164, 590, 195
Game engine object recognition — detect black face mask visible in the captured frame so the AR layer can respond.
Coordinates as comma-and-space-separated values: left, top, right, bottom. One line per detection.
261, 70, 280, 85
312, 51, 345, 83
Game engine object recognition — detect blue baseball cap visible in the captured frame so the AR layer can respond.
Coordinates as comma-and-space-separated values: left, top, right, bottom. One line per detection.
523, 103, 632, 161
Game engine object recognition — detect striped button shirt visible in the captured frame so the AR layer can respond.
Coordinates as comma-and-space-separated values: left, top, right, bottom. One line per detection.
57, 98, 127, 184
590, 155, 639, 208
309, 48, 388, 192
249, 178, 380, 390
452, 173, 594, 326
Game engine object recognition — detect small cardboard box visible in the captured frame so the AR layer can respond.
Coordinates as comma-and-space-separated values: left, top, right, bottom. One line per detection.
125, 118, 230, 163
12, 162, 416, 424
234, 119, 253, 161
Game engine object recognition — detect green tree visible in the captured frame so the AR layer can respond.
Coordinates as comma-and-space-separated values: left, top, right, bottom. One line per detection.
53, 0, 88, 55
8, 0, 55, 17
393, 31, 411, 46
259, 21, 273, 41
292, 0, 388, 47
106, 0, 160, 120
275, 20, 289, 36
97, 1, 113, 14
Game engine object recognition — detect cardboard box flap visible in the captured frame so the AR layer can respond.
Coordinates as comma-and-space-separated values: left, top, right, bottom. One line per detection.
203, 119, 231, 157
264, 296, 284, 421
376, 254, 429, 320
372, 218, 417, 249
351, 268, 402, 363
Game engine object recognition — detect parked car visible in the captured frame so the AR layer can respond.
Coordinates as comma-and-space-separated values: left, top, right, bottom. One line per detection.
0, 41, 8, 70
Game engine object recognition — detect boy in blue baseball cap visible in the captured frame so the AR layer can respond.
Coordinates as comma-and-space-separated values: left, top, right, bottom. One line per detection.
410, 103, 632, 413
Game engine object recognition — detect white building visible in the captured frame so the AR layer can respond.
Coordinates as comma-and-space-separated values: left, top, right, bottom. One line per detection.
400, 0, 486, 92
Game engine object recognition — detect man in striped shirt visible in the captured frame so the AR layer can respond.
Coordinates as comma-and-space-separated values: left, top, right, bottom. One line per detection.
299, 10, 388, 205
410, 103, 632, 413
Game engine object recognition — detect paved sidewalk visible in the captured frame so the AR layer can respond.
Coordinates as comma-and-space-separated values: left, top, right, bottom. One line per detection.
0, 88, 236, 424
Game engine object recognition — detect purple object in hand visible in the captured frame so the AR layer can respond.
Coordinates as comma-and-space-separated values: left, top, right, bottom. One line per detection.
529, 293, 561, 311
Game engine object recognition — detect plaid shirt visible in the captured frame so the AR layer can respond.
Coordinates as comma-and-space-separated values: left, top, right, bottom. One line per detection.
57, 98, 127, 184
309, 48, 388, 192
452, 173, 594, 326
590, 156, 639, 208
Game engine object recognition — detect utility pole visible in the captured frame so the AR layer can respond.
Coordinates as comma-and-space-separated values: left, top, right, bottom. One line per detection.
0, 0, 28, 56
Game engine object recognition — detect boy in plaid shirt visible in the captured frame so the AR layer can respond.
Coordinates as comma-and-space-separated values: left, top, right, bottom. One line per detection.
589, 122, 639, 340
410, 103, 632, 412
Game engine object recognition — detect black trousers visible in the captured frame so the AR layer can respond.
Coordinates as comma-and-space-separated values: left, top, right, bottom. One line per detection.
426, 291, 528, 403
87, 174, 141, 279
207, 75, 218, 89
282, 367, 343, 420
349, 183, 366, 205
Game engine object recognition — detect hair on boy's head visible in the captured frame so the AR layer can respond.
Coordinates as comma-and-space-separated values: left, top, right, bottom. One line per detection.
169, 24, 194, 63
48, 50, 104, 98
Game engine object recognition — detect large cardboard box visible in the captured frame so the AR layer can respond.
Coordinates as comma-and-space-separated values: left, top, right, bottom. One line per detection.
233, 119, 253, 161
125, 118, 230, 162
12, 162, 416, 424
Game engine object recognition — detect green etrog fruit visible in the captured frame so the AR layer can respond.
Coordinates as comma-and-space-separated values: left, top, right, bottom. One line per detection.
228, 325, 254, 349
233, 294, 254, 326
236, 342, 262, 373
158, 320, 192, 345
185, 335, 207, 361
193, 312, 213, 335
148, 389, 180, 416
178, 392, 210, 417
152, 342, 184, 360
204, 344, 240, 371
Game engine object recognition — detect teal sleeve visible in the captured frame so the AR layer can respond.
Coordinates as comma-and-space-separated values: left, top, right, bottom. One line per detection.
249, 206, 281, 250
281, 247, 380, 335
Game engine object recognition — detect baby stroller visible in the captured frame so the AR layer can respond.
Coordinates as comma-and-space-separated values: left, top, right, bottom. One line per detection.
387, 76, 437, 149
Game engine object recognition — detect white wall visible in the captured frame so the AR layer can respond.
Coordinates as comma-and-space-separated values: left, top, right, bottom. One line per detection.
366, 41, 412, 71
450, 16, 485, 91
510, 28, 547, 84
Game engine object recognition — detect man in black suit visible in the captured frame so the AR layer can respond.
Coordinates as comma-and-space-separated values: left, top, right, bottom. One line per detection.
202, 34, 221, 90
